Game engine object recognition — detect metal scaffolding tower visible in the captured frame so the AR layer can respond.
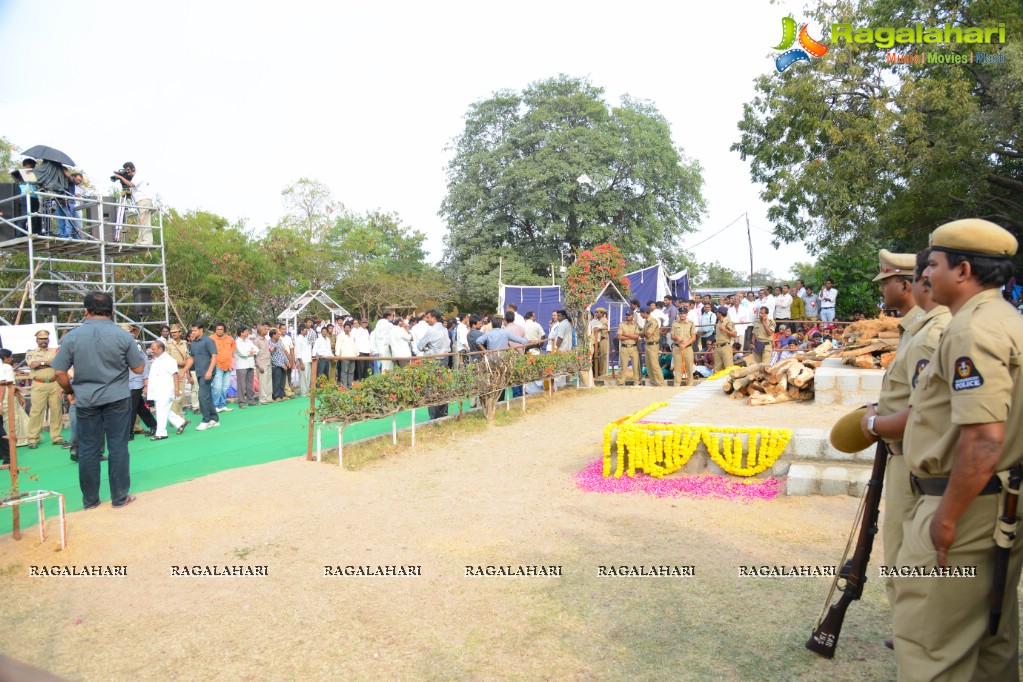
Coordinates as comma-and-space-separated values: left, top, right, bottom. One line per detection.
0, 188, 169, 336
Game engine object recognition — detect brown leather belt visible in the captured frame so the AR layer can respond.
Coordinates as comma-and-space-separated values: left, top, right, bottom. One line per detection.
621, 343, 636, 347
911, 474, 1001, 496
33, 378, 55, 384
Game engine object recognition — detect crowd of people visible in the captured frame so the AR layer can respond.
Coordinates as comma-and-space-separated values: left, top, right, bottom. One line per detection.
601, 284, 852, 386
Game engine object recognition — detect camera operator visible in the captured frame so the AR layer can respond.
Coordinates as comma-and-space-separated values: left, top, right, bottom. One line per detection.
33, 159, 78, 238
112, 162, 154, 246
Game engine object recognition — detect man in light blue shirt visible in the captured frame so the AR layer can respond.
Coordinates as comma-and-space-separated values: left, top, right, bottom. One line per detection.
476, 316, 529, 351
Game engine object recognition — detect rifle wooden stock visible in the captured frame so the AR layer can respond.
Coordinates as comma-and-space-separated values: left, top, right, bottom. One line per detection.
807, 440, 888, 659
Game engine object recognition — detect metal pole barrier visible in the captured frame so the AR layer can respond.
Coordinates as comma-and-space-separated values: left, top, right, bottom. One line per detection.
7, 382, 20, 540
306, 360, 318, 461
338, 427, 343, 468
316, 425, 322, 463
411, 409, 416, 449
392, 414, 397, 445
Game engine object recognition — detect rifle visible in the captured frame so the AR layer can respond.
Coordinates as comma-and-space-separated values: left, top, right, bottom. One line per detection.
806, 440, 888, 658
989, 464, 1022, 635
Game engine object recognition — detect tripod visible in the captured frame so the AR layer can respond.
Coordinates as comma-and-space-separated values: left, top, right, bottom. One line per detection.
113, 188, 137, 243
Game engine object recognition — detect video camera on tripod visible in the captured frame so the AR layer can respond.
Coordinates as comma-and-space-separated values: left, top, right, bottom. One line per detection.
110, 168, 131, 188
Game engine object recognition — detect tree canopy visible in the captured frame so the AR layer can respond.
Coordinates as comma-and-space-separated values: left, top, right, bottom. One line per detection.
441, 74, 706, 309
733, 0, 1023, 263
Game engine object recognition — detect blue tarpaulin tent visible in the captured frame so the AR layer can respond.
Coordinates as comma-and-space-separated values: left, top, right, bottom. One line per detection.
499, 284, 564, 329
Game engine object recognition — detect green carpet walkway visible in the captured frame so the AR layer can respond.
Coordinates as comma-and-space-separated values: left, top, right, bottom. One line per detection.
1, 398, 459, 536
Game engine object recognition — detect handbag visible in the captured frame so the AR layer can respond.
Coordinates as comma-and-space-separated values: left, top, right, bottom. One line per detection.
753, 339, 767, 354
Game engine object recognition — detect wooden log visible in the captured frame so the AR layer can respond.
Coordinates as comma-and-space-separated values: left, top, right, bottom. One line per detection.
769, 359, 797, 378
812, 340, 833, 356
790, 365, 815, 388
879, 351, 897, 369
878, 330, 901, 339
723, 380, 734, 394
854, 355, 877, 369
749, 380, 767, 393
841, 341, 889, 357
732, 376, 752, 392
729, 390, 746, 400
749, 391, 791, 406
729, 362, 760, 379
786, 361, 805, 381
788, 386, 814, 401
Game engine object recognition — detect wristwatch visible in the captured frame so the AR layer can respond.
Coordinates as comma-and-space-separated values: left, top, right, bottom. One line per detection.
867, 415, 879, 436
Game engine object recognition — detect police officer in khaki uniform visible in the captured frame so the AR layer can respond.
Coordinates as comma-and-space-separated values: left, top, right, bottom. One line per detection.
590, 308, 609, 377
751, 305, 775, 366
713, 305, 736, 372
859, 249, 948, 647
639, 307, 665, 387
165, 324, 191, 419
26, 329, 63, 448
670, 313, 696, 387
617, 310, 641, 386
888, 220, 1022, 680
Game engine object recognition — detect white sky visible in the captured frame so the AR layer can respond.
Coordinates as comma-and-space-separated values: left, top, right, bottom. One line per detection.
0, 0, 818, 281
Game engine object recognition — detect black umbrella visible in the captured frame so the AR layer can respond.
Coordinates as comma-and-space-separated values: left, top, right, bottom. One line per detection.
21, 145, 76, 167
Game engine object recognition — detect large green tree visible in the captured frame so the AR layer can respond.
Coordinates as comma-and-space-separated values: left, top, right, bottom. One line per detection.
441, 75, 706, 308
733, 0, 1023, 260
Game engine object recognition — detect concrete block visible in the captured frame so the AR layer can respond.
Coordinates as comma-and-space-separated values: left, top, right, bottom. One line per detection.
838, 374, 860, 394
823, 443, 856, 461
706, 459, 727, 476
791, 429, 825, 459
683, 451, 708, 474
849, 468, 872, 497
814, 372, 836, 391
859, 372, 884, 392
786, 464, 819, 496
844, 390, 877, 406
815, 392, 836, 406
771, 460, 791, 477
820, 467, 851, 496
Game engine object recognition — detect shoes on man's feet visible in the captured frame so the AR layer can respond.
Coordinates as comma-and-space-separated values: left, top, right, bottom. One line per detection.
150, 435, 168, 441
26, 443, 38, 449
62, 441, 73, 449
112, 495, 136, 508
83, 500, 100, 510
220, 406, 233, 412
176, 420, 191, 435
208, 420, 220, 428
195, 422, 211, 431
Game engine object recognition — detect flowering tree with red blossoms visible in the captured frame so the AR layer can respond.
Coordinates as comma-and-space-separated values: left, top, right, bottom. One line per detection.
564, 244, 632, 313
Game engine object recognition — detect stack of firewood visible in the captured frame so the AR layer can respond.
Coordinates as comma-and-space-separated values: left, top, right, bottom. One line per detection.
839, 316, 902, 369
721, 341, 832, 406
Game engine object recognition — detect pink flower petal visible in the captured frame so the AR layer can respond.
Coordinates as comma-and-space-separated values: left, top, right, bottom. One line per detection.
574, 460, 781, 501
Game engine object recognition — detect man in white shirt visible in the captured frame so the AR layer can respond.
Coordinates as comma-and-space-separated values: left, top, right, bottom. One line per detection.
410, 314, 429, 356
312, 327, 333, 378
504, 303, 526, 329
551, 310, 574, 351
352, 318, 372, 381
773, 285, 792, 321
113, 162, 155, 246
728, 294, 752, 351
334, 321, 359, 388
146, 340, 186, 439
795, 279, 807, 299
374, 311, 395, 371
820, 278, 838, 322
389, 316, 413, 367
758, 289, 775, 321
294, 327, 313, 395
522, 312, 546, 345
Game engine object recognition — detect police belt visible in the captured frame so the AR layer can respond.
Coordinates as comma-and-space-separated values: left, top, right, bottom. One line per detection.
33, 378, 55, 384
911, 473, 1002, 496
620, 342, 636, 347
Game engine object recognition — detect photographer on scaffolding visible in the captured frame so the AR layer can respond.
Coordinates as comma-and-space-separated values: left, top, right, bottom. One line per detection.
112, 162, 154, 246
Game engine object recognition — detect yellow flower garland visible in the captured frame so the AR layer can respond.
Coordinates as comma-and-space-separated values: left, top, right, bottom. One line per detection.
602, 402, 792, 478
705, 365, 736, 381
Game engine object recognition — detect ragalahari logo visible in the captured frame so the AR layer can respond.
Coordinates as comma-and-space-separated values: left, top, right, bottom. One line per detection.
774, 17, 829, 72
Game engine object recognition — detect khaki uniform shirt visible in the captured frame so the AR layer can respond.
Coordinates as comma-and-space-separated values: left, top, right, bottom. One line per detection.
619, 322, 640, 346
27, 347, 58, 380
671, 320, 695, 346
591, 318, 608, 343
902, 305, 950, 394
642, 318, 660, 343
166, 338, 190, 370
715, 318, 735, 344
877, 306, 923, 419
753, 318, 775, 342
905, 290, 1023, 476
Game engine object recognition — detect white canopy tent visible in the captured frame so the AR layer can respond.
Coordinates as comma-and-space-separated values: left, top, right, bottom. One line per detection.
277, 290, 350, 334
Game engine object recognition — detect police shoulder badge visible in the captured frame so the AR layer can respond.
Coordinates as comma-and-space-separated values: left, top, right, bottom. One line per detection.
912, 359, 929, 388
952, 356, 983, 391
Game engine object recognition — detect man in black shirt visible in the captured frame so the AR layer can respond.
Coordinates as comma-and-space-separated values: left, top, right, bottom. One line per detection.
184, 322, 219, 430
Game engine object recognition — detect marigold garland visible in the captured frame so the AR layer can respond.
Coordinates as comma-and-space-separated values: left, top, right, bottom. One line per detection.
602, 402, 792, 479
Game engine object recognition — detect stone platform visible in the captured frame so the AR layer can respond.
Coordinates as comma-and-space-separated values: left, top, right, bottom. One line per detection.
812, 358, 884, 405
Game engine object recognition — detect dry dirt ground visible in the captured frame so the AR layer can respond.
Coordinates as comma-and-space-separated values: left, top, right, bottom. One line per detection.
0, 384, 983, 681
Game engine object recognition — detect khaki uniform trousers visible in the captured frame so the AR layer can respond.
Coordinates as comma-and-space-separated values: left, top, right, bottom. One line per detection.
714, 344, 733, 372
645, 343, 666, 387
893, 494, 1023, 681
882, 452, 917, 608
595, 339, 608, 377
257, 366, 273, 404
190, 371, 201, 411
28, 381, 63, 444
284, 366, 295, 398
619, 344, 640, 385
672, 345, 694, 387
